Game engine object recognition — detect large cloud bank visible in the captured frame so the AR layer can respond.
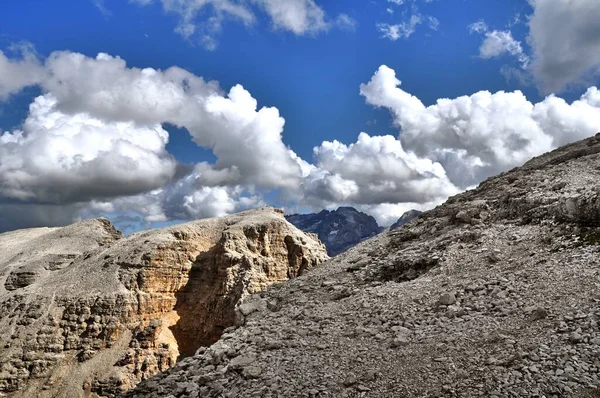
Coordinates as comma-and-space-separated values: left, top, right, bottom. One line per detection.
361, 66, 600, 189
1, 48, 599, 231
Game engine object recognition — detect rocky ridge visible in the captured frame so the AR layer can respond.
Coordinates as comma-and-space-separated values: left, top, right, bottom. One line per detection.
389, 209, 423, 231
129, 134, 600, 398
0, 208, 328, 397
286, 207, 383, 256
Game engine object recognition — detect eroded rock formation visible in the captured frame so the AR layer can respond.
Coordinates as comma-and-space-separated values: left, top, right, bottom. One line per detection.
0, 208, 328, 397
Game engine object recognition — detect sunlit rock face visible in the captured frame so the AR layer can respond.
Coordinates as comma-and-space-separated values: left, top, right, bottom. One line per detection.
0, 207, 328, 397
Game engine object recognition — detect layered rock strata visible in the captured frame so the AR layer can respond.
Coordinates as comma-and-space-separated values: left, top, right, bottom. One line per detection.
0, 208, 328, 397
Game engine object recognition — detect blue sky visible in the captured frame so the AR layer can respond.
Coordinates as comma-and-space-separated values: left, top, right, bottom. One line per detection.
2, 0, 536, 160
1, 0, 600, 233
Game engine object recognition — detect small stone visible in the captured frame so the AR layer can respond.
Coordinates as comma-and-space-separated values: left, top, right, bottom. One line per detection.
569, 332, 583, 344
242, 366, 262, 379
391, 326, 411, 334
438, 292, 457, 306
455, 210, 471, 223
238, 300, 267, 316
391, 336, 410, 347
229, 355, 256, 369
343, 377, 358, 387
529, 354, 540, 362
528, 307, 548, 321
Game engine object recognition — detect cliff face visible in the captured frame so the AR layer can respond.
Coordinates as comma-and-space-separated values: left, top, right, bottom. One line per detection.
0, 208, 328, 397
286, 207, 383, 256
129, 134, 600, 398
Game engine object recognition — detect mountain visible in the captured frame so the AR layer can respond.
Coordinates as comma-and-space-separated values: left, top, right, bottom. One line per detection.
389, 209, 423, 230
129, 134, 600, 398
0, 208, 328, 397
286, 207, 383, 256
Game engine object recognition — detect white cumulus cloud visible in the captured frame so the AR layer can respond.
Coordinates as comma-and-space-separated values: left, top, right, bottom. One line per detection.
469, 22, 529, 69
479, 30, 529, 68
32, 52, 304, 191
0, 94, 178, 203
360, 65, 600, 189
0, 45, 45, 99
302, 132, 459, 207
0, 50, 304, 231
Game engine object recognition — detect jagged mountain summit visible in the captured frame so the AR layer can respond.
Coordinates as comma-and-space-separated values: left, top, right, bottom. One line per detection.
286, 207, 383, 256
130, 134, 600, 398
389, 209, 423, 231
0, 208, 328, 397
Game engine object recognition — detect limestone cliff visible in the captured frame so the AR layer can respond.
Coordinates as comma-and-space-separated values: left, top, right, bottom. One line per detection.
0, 207, 328, 397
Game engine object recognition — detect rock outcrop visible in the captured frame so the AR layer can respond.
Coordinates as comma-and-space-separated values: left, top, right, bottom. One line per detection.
389, 209, 422, 230
286, 207, 383, 256
0, 207, 328, 397
130, 134, 600, 398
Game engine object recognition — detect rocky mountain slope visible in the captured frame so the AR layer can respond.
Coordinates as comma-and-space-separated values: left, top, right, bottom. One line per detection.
286, 207, 383, 256
129, 134, 600, 398
0, 208, 328, 397
389, 209, 423, 230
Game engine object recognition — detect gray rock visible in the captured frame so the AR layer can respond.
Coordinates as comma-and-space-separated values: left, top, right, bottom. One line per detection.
438, 292, 457, 306
229, 355, 256, 369
242, 366, 262, 379
238, 300, 267, 317
569, 332, 583, 344
528, 307, 548, 321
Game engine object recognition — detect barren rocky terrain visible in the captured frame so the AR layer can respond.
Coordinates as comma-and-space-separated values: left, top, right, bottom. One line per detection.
0, 208, 328, 397
128, 134, 600, 398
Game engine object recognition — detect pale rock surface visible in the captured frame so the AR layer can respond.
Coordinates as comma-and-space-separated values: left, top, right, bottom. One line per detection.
129, 134, 600, 398
0, 207, 328, 397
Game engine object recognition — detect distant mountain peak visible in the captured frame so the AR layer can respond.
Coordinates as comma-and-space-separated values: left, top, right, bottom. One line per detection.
389, 209, 423, 230
286, 207, 383, 256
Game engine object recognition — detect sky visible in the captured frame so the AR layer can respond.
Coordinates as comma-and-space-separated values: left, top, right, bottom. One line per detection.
1, 0, 600, 234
